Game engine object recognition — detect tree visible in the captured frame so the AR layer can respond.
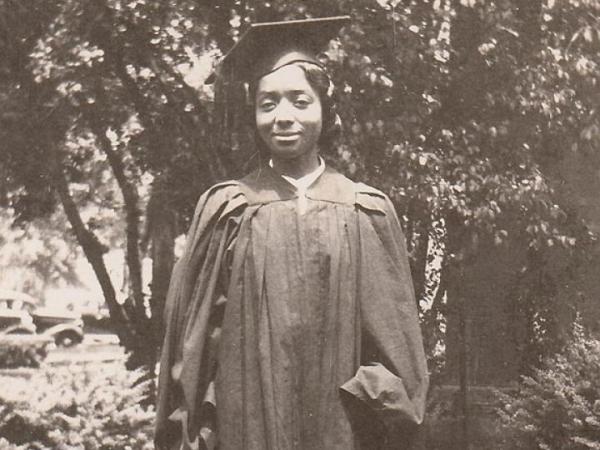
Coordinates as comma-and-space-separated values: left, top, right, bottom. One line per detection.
0, 209, 81, 297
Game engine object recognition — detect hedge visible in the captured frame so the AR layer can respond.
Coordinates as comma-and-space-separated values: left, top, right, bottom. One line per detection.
0, 362, 154, 450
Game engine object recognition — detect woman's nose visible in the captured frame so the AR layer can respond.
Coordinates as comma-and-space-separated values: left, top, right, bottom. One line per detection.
274, 100, 295, 124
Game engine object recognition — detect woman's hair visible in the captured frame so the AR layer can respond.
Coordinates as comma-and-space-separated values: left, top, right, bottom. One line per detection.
247, 61, 341, 154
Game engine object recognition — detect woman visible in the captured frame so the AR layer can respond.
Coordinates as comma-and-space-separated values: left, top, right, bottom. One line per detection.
155, 16, 428, 450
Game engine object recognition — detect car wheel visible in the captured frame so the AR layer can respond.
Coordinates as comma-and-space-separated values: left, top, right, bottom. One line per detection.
55, 330, 82, 347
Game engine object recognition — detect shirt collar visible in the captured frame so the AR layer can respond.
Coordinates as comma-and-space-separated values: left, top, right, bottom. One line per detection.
240, 163, 355, 206
269, 157, 326, 191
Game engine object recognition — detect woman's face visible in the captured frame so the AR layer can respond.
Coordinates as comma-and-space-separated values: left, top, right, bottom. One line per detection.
255, 64, 322, 161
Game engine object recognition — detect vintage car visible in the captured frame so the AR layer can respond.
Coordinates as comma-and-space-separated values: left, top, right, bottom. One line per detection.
0, 289, 84, 347
0, 307, 36, 334
31, 307, 84, 347
0, 289, 37, 314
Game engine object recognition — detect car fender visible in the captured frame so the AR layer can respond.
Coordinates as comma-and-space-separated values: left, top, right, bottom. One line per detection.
0, 323, 37, 336
41, 323, 84, 339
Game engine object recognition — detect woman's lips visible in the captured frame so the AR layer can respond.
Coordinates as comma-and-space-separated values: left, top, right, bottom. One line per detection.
272, 132, 300, 142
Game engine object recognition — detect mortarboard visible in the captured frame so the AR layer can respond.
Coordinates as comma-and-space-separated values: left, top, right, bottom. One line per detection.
205, 15, 351, 85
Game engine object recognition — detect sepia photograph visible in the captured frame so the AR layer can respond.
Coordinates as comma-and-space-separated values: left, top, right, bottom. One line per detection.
0, 1, 599, 449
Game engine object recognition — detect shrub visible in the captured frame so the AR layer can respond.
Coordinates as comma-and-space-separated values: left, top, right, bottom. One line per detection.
0, 438, 26, 450
0, 336, 50, 369
499, 324, 600, 450
0, 361, 155, 450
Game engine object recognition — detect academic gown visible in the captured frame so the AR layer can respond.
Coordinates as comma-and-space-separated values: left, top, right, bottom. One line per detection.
155, 165, 429, 450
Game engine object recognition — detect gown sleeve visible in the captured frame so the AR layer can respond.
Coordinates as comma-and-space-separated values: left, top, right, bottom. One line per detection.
155, 182, 247, 450
341, 183, 429, 449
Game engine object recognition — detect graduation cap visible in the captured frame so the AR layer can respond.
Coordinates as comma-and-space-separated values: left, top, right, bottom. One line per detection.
205, 15, 351, 84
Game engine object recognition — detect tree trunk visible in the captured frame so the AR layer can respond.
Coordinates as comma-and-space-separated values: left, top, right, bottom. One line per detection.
145, 184, 177, 349
89, 126, 162, 374
51, 159, 132, 344
93, 128, 145, 316
408, 219, 430, 308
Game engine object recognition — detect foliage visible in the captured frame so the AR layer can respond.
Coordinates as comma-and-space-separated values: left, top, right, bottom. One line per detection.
0, 362, 154, 450
499, 324, 600, 450
0, 209, 81, 297
0, 438, 26, 450
0, 337, 50, 369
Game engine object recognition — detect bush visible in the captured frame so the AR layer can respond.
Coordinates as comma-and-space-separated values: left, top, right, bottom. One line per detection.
0, 362, 155, 450
499, 324, 600, 450
0, 438, 27, 450
0, 336, 51, 369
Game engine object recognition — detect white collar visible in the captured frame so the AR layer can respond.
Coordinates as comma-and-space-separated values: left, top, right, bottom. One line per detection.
269, 157, 326, 191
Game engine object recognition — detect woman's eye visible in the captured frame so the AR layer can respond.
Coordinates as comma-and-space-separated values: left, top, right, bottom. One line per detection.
294, 95, 312, 108
294, 97, 312, 108
259, 100, 276, 111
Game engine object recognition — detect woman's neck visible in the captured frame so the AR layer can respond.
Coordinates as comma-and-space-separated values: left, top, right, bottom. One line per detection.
270, 152, 320, 180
